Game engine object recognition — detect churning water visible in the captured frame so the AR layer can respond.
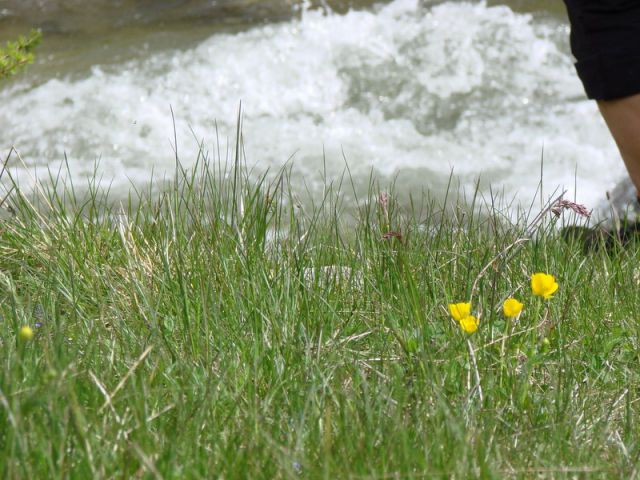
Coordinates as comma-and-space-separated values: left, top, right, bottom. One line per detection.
0, 0, 625, 210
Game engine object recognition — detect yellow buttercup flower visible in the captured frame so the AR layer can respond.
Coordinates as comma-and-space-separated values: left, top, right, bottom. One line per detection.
531, 273, 559, 299
448, 302, 471, 321
19, 326, 34, 341
503, 298, 524, 318
459, 315, 479, 334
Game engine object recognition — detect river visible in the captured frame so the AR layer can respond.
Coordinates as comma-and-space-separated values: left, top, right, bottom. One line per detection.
0, 0, 624, 210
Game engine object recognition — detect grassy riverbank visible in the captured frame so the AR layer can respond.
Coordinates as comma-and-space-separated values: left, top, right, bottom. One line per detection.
0, 150, 639, 479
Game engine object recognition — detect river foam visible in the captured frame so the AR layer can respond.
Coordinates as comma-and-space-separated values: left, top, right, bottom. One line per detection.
0, 0, 624, 210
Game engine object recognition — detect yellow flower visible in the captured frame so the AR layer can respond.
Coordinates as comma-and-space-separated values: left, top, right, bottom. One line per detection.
459, 315, 479, 334
448, 302, 471, 321
19, 326, 34, 341
503, 298, 524, 318
531, 273, 559, 299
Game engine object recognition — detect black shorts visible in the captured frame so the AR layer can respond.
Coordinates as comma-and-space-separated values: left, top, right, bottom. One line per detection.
563, 0, 640, 100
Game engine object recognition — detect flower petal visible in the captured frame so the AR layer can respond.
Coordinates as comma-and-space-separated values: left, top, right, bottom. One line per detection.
531, 272, 558, 299
543, 280, 559, 299
503, 298, 523, 317
531, 273, 547, 297
459, 316, 479, 334
448, 302, 471, 321
19, 326, 34, 341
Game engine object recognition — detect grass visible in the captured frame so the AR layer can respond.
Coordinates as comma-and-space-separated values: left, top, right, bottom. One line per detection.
0, 139, 640, 479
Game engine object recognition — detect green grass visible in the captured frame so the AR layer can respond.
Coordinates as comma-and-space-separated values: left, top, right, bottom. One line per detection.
0, 144, 639, 479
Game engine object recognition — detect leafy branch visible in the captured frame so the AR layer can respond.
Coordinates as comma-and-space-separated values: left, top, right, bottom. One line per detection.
0, 29, 42, 81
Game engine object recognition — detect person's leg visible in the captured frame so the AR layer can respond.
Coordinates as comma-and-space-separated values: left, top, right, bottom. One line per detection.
597, 93, 640, 196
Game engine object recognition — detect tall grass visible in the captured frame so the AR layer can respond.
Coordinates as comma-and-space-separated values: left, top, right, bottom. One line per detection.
0, 134, 639, 479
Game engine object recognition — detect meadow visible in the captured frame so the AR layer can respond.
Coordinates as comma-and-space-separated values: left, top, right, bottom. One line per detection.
0, 141, 639, 479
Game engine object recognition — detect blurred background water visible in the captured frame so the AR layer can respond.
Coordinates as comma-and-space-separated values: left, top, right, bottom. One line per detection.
0, 0, 623, 210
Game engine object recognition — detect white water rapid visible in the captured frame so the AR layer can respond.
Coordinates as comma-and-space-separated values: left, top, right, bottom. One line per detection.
0, 0, 625, 211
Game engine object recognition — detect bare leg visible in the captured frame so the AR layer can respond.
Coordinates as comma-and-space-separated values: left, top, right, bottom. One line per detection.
597, 93, 640, 196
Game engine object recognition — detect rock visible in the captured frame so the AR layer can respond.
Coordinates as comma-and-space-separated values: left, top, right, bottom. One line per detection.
593, 176, 640, 229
